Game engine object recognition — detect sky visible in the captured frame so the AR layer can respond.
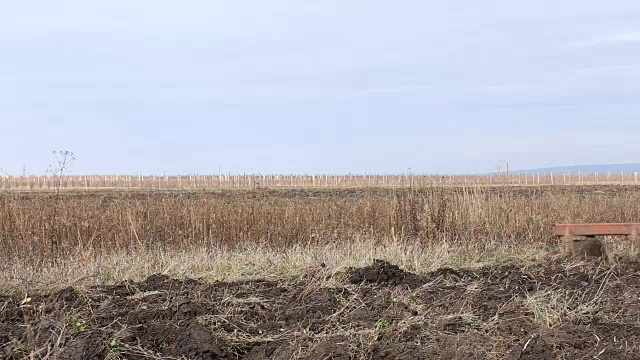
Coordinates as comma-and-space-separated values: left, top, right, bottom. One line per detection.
1, 1, 640, 175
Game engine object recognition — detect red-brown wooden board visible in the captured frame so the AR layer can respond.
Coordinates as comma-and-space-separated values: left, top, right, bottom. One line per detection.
554, 223, 640, 237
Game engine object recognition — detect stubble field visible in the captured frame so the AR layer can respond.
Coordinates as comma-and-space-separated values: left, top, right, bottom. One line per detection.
1, 185, 640, 359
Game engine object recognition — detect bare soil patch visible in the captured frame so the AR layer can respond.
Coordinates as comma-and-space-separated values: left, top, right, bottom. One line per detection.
5, 184, 636, 200
3, 258, 640, 359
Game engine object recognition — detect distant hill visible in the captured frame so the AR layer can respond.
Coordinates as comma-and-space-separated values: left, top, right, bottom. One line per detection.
513, 163, 640, 174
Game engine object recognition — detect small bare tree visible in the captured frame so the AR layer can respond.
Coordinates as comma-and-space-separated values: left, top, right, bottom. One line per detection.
45, 150, 76, 257
47, 150, 76, 193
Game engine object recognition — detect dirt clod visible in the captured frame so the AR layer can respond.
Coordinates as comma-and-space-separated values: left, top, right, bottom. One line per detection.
345, 259, 427, 288
176, 323, 225, 359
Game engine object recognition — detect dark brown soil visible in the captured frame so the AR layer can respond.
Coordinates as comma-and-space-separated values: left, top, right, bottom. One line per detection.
5, 184, 638, 201
346, 259, 428, 288
3, 258, 640, 359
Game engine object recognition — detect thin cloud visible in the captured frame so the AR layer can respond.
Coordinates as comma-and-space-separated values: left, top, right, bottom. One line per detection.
568, 32, 640, 47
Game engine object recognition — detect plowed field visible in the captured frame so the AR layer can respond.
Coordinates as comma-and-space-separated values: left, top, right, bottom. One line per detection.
2, 258, 640, 359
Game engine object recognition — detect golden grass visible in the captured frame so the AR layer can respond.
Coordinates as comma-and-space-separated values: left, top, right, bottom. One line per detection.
1, 185, 639, 291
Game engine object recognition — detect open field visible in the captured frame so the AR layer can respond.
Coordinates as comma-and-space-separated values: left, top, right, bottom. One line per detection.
2, 185, 640, 273
1, 185, 640, 358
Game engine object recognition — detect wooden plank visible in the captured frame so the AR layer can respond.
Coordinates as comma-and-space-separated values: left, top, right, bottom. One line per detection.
554, 223, 640, 236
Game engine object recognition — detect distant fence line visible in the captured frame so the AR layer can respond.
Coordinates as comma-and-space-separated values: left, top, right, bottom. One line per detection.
1, 172, 639, 190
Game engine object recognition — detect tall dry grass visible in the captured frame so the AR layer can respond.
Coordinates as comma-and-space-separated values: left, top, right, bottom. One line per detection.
1, 185, 640, 291
1, 186, 639, 267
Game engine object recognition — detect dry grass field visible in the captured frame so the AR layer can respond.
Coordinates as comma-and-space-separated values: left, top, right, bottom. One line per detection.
1, 183, 640, 359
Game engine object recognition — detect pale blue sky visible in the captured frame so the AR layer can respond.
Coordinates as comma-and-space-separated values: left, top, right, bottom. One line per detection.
2, 1, 640, 175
